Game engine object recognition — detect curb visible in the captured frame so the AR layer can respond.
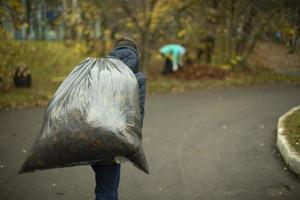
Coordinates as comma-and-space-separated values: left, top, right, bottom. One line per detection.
277, 105, 300, 176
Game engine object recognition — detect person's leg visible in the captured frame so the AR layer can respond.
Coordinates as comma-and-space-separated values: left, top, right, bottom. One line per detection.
165, 58, 173, 74
162, 58, 169, 75
91, 164, 121, 200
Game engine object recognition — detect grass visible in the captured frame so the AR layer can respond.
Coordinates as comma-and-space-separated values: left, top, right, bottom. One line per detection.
2, 68, 300, 109
148, 71, 300, 95
284, 109, 300, 154
1, 40, 300, 109
0, 40, 85, 109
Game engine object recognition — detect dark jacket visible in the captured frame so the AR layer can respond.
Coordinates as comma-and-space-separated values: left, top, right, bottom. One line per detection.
109, 46, 146, 126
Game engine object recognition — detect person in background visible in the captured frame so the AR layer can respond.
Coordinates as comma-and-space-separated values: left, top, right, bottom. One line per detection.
275, 31, 281, 43
91, 37, 146, 200
160, 44, 186, 75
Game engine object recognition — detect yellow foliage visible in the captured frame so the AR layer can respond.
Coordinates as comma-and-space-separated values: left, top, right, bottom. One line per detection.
236, 56, 242, 61
126, 21, 134, 29
177, 29, 186, 38
150, 0, 173, 32
73, 43, 89, 55
230, 59, 237, 65
221, 64, 232, 71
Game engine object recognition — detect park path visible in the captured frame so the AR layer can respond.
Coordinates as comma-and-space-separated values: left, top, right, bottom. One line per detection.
0, 84, 300, 200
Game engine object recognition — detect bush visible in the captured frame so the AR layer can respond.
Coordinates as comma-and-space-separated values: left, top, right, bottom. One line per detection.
0, 29, 21, 90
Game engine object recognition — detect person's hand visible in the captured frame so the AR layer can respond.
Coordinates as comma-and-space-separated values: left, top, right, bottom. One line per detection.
179, 60, 183, 67
172, 63, 178, 71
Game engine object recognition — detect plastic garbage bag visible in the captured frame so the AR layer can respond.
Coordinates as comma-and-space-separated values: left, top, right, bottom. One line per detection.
19, 57, 149, 174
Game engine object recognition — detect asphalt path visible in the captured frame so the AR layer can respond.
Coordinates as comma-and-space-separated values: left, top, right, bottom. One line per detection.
0, 84, 300, 200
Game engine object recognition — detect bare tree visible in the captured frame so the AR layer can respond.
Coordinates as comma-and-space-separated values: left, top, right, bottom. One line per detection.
114, 0, 159, 73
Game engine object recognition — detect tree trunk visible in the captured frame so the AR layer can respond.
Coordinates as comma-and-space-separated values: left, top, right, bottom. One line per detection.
241, 18, 269, 67
99, 29, 106, 56
25, 0, 32, 39
140, 30, 150, 74
288, 26, 300, 54
205, 36, 215, 63
227, 0, 236, 61
235, 7, 257, 54
99, 12, 108, 56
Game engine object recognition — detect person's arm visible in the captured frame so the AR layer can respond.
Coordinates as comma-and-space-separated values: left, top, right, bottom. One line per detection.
179, 47, 186, 67
135, 72, 146, 127
172, 50, 179, 71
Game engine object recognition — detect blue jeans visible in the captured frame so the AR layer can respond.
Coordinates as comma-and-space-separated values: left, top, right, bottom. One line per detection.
91, 164, 121, 200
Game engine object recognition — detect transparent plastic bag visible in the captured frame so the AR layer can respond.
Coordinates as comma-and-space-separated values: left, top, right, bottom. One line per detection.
19, 57, 149, 174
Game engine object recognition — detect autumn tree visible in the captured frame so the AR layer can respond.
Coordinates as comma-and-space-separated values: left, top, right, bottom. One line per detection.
0, 0, 24, 36
181, 0, 290, 68
282, 0, 300, 53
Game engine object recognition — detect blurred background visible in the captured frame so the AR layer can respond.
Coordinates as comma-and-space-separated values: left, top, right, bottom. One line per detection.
0, 0, 300, 108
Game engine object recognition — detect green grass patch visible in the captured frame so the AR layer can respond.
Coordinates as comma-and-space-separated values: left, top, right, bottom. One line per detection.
1, 65, 300, 109
0, 40, 85, 109
148, 71, 300, 95
1, 40, 300, 109
284, 109, 300, 154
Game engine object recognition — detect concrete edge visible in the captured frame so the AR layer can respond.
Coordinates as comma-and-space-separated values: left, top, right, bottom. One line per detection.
277, 105, 300, 176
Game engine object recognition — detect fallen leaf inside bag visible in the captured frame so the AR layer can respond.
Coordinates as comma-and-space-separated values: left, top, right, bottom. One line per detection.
19, 57, 149, 174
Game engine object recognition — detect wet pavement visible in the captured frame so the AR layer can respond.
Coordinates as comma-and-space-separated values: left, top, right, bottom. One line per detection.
0, 84, 300, 200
